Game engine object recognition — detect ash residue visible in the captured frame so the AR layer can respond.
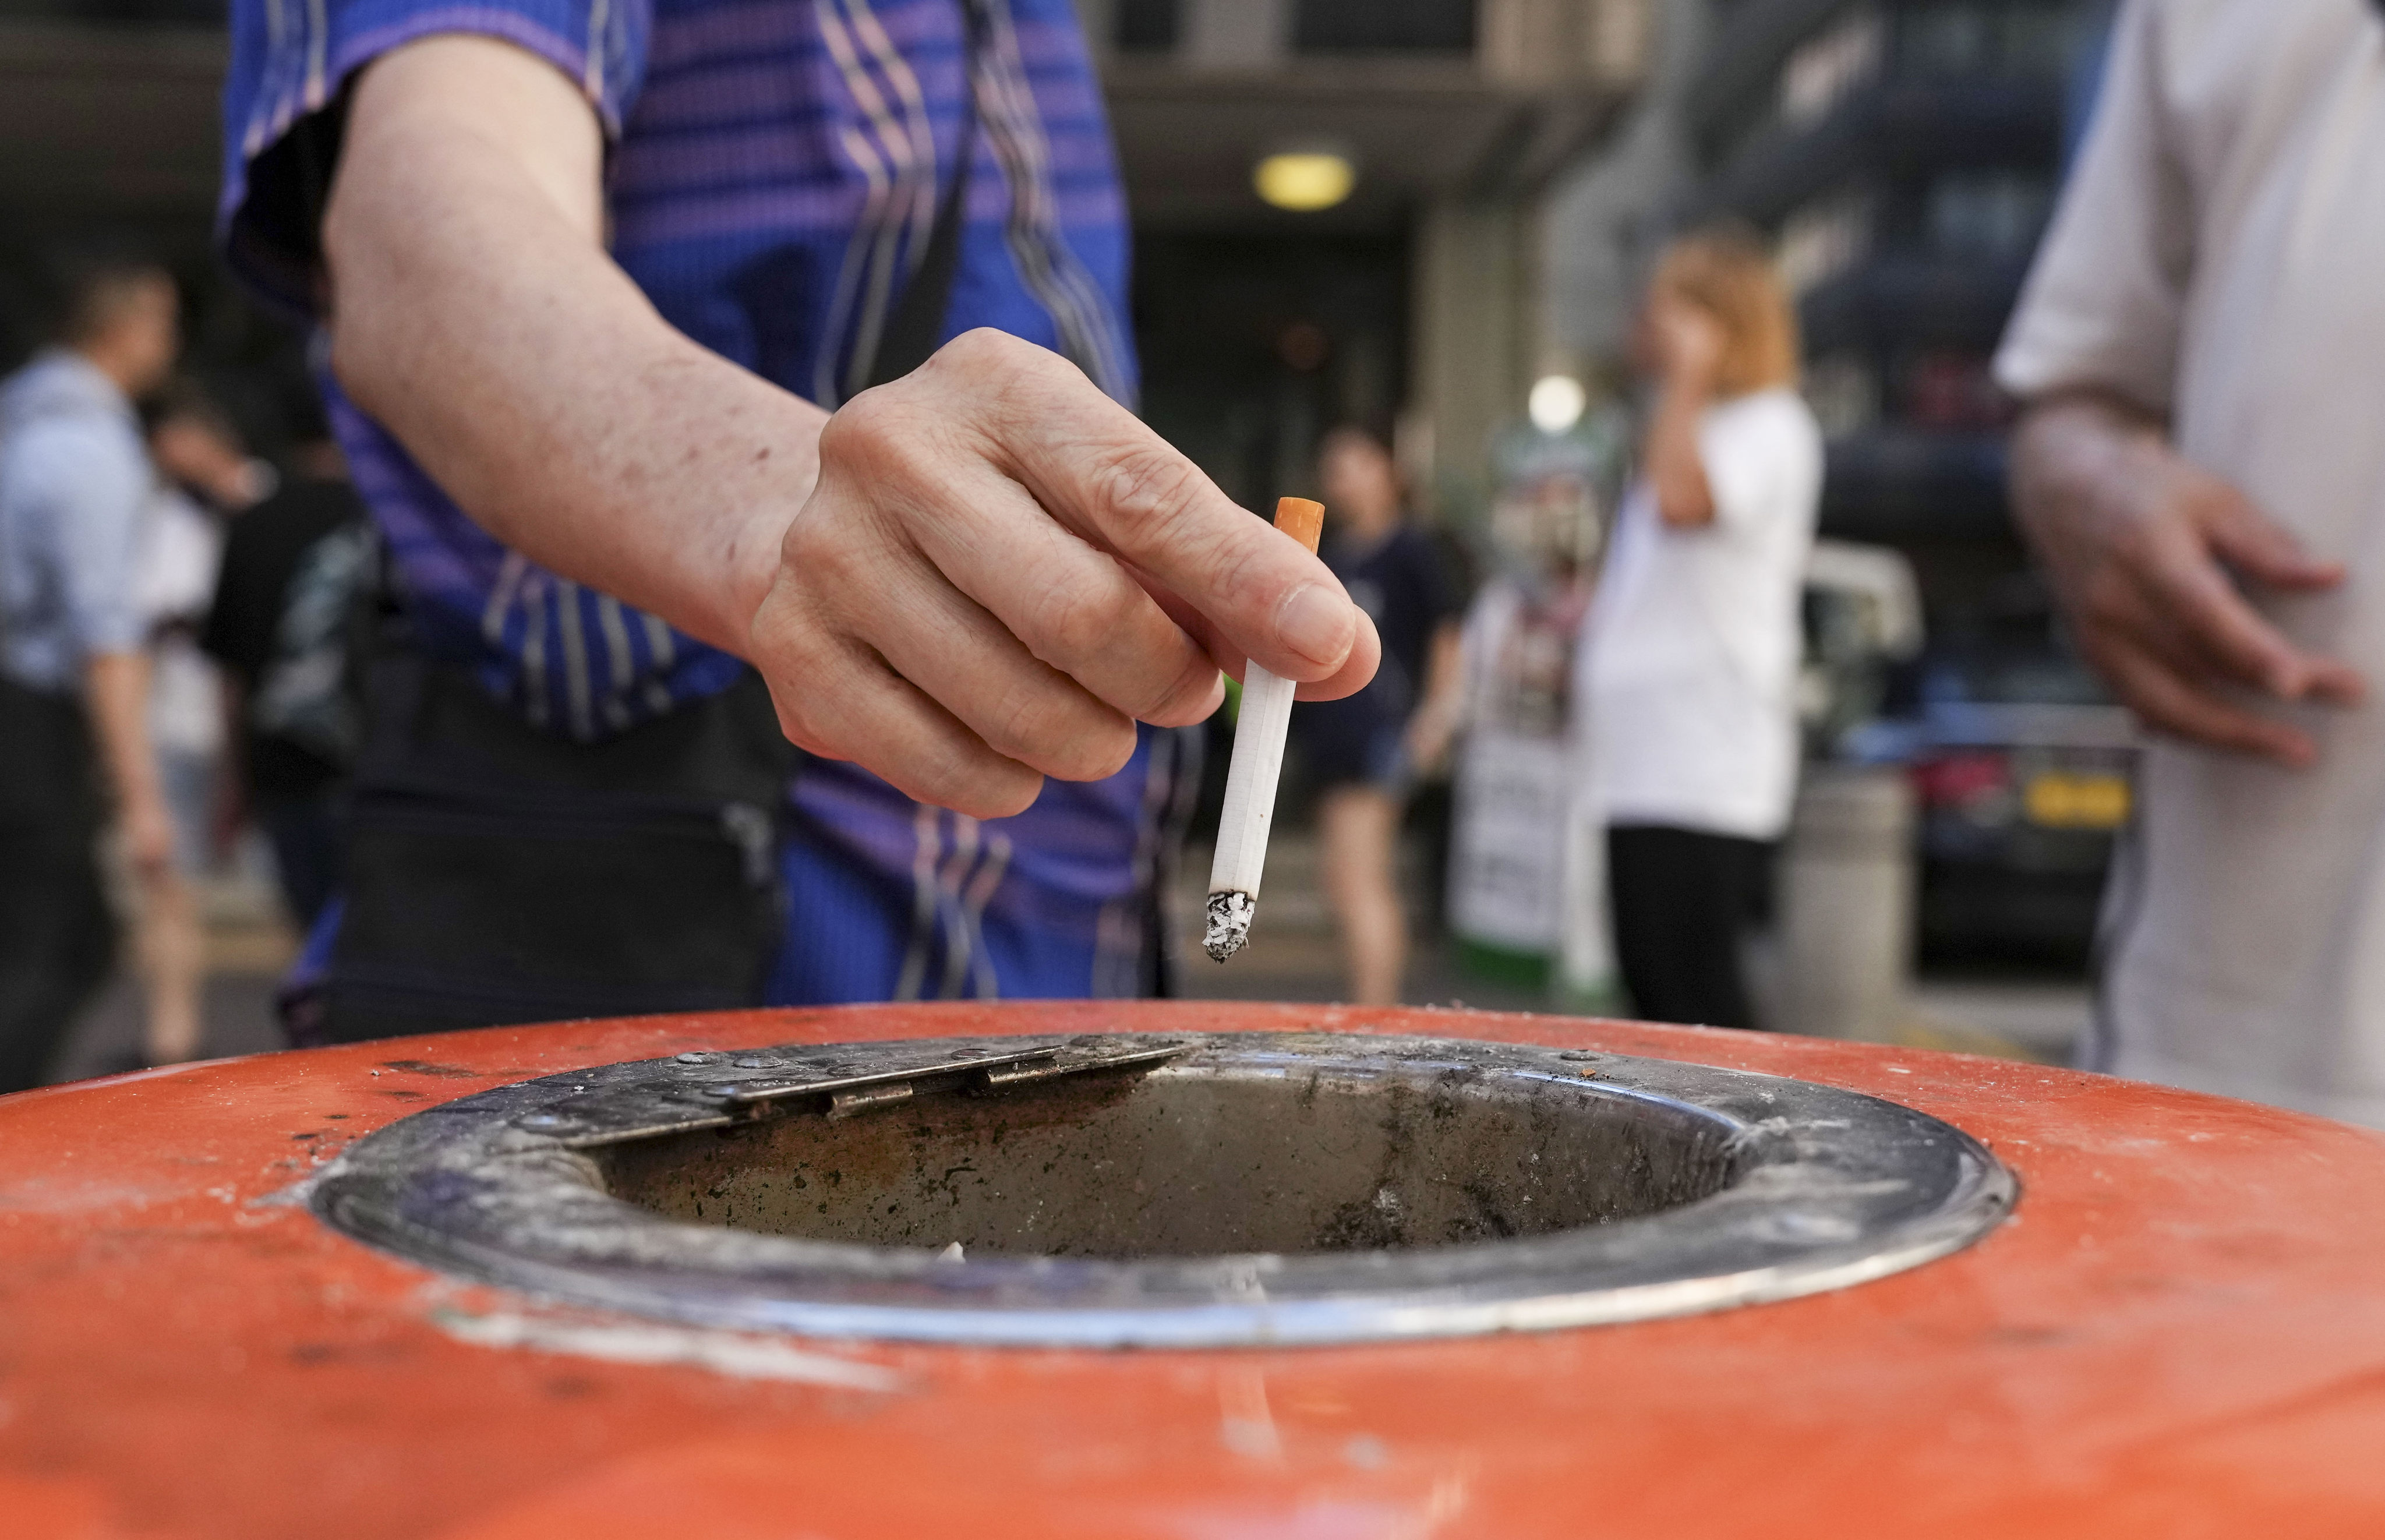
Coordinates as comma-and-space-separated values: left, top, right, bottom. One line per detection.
1204, 890, 1255, 962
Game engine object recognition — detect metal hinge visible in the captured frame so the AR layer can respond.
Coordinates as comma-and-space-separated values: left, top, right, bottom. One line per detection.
707, 1035, 1195, 1119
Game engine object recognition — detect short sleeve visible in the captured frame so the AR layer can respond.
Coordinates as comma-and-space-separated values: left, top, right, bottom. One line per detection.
1697, 394, 1824, 536
24, 421, 151, 658
218, 0, 653, 320
1993, 0, 2193, 412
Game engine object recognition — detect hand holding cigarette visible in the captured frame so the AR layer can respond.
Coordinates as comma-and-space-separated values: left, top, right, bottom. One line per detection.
319, 48, 1376, 820
1206, 498, 1323, 961
745, 330, 1381, 818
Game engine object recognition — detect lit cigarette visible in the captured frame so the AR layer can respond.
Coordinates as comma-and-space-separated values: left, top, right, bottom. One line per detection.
1206, 496, 1326, 962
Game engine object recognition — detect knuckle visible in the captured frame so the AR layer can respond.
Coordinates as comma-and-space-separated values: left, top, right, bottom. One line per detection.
1030, 584, 1140, 671
1052, 716, 1137, 782
913, 740, 984, 804
779, 501, 836, 565
819, 385, 921, 464
925, 327, 1039, 391
983, 686, 1072, 764
1132, 650, 1217, 725
1091, 444, 1213, 548
777, 520, 864, 614
910, 741, 1041, 820
817, 391, 882, 455
942, 327, 1015, 368
985, 686, 1131, 782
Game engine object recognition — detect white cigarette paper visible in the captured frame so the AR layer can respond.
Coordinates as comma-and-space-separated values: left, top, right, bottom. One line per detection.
1207, 497, 1326, 962
1205, 659, 1298, 959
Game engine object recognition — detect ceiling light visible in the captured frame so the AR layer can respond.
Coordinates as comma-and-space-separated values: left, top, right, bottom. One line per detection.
1255, 152, 1356, 213
1528, 375, 1588, 436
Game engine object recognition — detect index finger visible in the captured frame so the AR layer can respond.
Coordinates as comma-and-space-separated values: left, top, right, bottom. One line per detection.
2133, 521, 2335, 700
939, 333, 1368, 685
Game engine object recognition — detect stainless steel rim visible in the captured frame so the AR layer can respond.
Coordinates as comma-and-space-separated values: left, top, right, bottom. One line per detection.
310, 1031, 2016, 1348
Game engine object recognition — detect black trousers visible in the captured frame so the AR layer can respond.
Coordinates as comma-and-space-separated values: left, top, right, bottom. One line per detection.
253, 790, 342, 930
0, 679, 114, 1092
1607, 823, 1775, 1032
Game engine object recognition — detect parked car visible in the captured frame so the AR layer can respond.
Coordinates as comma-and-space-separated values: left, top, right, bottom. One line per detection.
1898, 633, 2135, 965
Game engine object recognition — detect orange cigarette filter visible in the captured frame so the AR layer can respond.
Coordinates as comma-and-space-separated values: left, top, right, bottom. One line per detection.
1274, 496, 1324, 554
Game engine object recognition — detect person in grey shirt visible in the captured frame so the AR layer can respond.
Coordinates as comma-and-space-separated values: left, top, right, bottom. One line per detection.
1999, 0, 2385, 1124
0, 260, 180, 1090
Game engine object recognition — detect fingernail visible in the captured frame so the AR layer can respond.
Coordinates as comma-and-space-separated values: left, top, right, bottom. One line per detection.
1275, 584, 1353, 667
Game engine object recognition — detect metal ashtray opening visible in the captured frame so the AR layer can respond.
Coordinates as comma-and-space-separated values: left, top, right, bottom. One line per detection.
313, 1031, 2015, 1347
590, 1052, 1734, 1259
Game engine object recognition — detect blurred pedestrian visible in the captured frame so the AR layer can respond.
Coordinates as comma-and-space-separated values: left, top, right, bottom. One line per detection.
1291, 428, 1464, 1004
130, 390, 247, 1069
198, 393, 366, 929
0, 259, 180, 1090
1999, 0, 2385, 1124
1583, 228, 1822, 1030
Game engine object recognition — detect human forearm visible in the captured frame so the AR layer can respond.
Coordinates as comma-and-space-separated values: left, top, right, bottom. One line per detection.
1404, 623, 1465, 773
1418, 624, 1464, 726
323, 36, 816, 656
2008, 390, 2170, 543
316, 33, 1377, 818
1642, 375, 1716, 528
86, 651, 159, 808
86, 651, 173, 873
214, 677, 249, 850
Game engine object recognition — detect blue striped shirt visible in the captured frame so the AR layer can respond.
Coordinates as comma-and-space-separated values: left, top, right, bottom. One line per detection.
221, 0, 1188, 1002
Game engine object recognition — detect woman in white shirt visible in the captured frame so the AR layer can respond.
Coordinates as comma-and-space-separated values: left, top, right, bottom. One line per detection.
1581, 227, 1822, 1029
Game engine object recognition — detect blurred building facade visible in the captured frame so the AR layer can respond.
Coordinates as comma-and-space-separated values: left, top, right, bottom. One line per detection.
0, 1, 1657, 501
1077, 0, 1655, 516
1682, 0, 2096, 549
0, 6, 223, 337
1676, 0, 2123, 963
0, 2, 309, 455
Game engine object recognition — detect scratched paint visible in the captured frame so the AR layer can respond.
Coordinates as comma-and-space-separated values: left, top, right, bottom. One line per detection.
4, 1001, 2385, 1538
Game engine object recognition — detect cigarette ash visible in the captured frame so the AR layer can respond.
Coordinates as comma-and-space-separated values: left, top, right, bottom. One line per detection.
1205, 889, 1255, 962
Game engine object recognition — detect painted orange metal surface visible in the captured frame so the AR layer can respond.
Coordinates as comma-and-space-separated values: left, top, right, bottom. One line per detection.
5, 1000, 2385, 1538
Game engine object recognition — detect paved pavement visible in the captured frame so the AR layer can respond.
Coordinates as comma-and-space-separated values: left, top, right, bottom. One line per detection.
43, 863, 295, 1083
41, 832, 2089, 1084
1171, 835, 2090, 1064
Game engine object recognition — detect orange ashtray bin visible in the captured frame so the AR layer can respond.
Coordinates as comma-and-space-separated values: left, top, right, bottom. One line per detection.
5, 999, 2385, 1538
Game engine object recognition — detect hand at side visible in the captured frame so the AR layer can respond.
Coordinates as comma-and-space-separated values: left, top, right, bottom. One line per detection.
2010, 390, 2363, 766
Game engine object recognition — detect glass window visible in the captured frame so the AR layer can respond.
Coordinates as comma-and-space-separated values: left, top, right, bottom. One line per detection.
1116, 0, 1179, 55
1805, 353, 1882, 437
1293, 0, 1475, 55
1897, 1, 2082, 79
1925, 170, 2053, 261
1780, 6, 1884, 129
1779, 188, 1876, 299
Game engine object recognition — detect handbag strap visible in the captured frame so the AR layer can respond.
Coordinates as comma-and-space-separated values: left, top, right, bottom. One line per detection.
867, 1, 983, 387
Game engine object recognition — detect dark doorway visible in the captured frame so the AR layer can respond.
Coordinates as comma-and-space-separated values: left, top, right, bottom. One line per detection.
1130, 228, 1409, 512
